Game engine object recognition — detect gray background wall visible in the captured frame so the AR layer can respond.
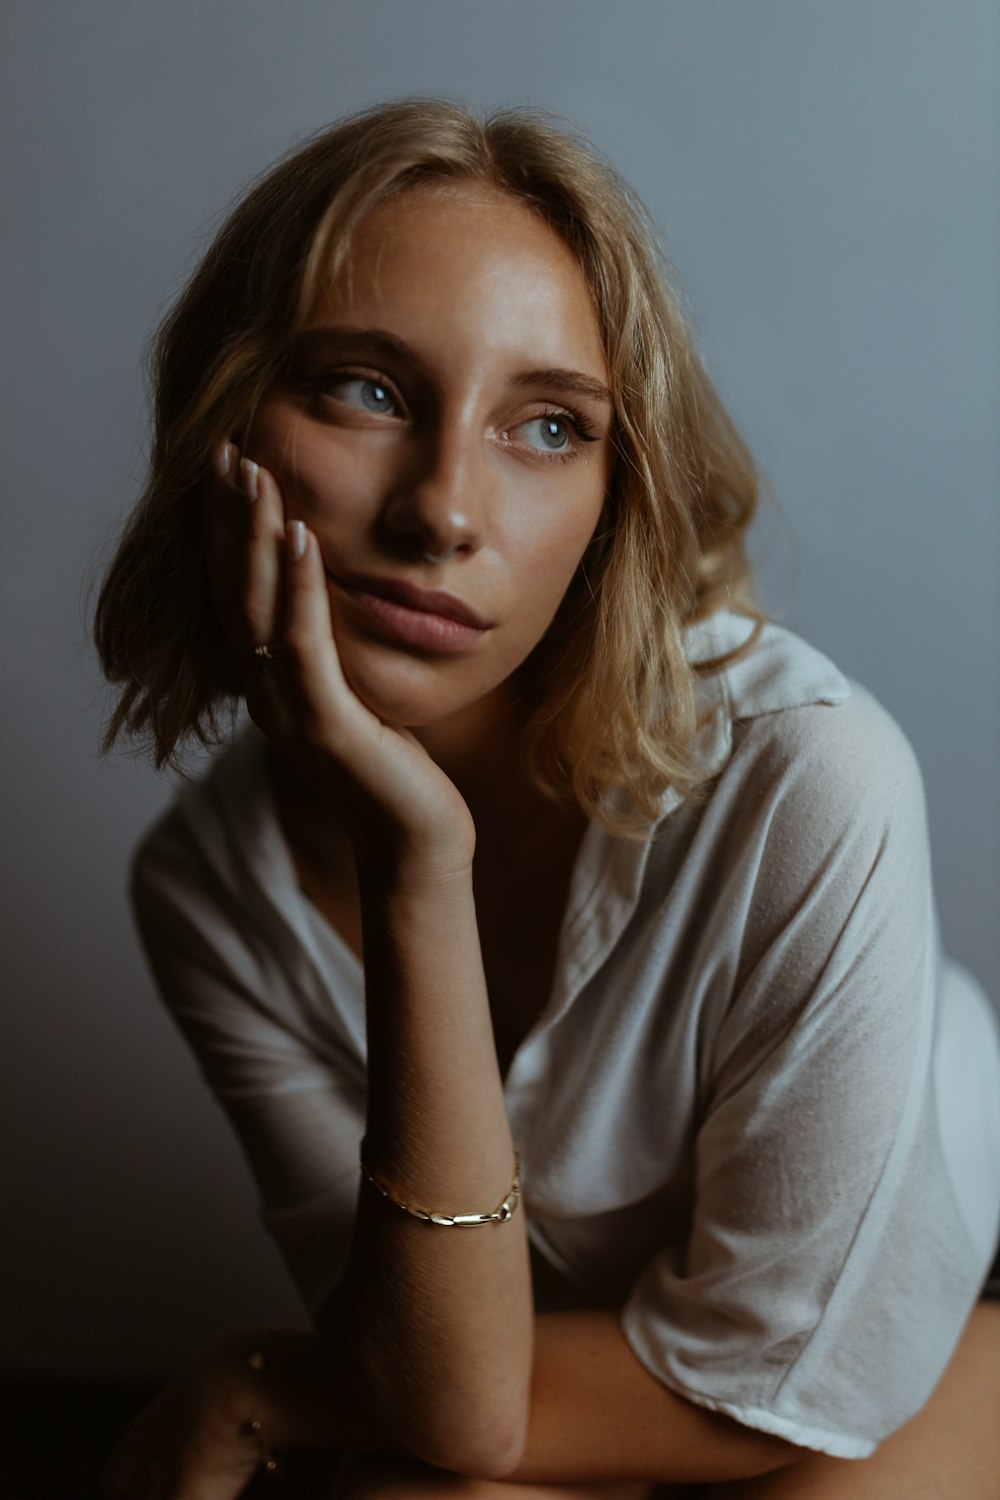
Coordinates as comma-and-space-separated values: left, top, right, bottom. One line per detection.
2, 0, 997, 1380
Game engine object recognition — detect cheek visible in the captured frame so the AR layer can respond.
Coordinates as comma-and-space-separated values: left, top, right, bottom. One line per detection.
284, 467, 362, 532
488, 538, 596, 673
247, 405, 388, 527
274, 445, 386, 534
510, 495, 606, 605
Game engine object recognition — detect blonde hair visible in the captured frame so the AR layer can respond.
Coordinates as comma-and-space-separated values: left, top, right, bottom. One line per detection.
95, 98, 760, 832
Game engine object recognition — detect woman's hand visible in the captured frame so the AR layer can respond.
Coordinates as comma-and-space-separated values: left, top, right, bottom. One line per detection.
100, 1334, 267, 1500
204, 446, 532, 1472
204, 442, 476, 877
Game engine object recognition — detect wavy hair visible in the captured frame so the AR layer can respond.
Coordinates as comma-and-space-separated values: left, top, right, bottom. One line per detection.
95, 98, 760, 832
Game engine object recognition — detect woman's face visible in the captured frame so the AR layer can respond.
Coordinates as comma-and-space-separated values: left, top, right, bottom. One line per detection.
247, 182, 614, 730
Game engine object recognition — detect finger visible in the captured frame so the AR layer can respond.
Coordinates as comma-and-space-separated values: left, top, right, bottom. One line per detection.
242, 459, 285, 651
205, 444, 293, 744
205, 440, 252, 523
205, 443, 285, 650
204, 442, 270, 651
281, 519, 353, 736
211, 439, 238, 487
204, 442, 247, 644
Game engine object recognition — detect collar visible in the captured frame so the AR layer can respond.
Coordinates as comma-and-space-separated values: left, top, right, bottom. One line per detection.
683, 608, 851, 808
547, 612, 852, 1019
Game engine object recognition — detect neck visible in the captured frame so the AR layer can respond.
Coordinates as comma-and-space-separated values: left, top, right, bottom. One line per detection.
270, 669, 571, 849
410, 677, 535, 803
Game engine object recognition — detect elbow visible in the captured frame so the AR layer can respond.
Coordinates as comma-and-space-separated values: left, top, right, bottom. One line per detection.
462, 1435, 527, 1483
339, 1288, 533, 1478
414, 1407, 528, 1481
397, 1381, 529, 1480
458, 1402, 529, 1481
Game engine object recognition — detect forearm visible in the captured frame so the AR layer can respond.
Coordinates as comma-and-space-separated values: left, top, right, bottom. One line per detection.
297, 854, 793, 1486
510, 1311, 801, 1485
334, 855, 532, 1473
225, 1310, 800, 1487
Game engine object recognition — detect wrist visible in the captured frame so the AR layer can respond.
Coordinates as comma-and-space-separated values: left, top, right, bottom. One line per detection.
344, 791, 476, 891
356, 845, 475, 911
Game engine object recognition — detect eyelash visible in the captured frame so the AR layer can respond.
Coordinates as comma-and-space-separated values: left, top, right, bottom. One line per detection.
299, 369, 600, 463
502, 408, 600, 465
302, 369, 401, 413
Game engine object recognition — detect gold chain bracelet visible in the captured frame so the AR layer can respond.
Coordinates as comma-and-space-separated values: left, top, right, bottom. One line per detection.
360, 1142, 522, 1226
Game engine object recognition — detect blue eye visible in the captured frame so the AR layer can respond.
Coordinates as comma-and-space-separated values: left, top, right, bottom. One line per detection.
357, 379, 395, 414
320, 375, 398, 415
521, 416, 571, 452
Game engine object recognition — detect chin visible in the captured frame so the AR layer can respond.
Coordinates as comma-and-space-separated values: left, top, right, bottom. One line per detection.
339, 651, 486, 730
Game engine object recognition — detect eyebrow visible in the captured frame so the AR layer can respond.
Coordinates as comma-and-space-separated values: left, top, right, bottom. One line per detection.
293, 326, 614, 406
510, 368, 613, 405
293, 326, 426, 370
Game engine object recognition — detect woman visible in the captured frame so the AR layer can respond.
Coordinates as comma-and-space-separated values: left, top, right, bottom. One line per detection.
95, 100, 1000, 1498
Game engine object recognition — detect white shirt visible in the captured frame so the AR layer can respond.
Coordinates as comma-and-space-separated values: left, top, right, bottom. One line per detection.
130, 612, 1000, 1459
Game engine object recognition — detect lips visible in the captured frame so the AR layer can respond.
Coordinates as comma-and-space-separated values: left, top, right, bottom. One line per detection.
329, 570, 493, 653
337, 572, 490, 628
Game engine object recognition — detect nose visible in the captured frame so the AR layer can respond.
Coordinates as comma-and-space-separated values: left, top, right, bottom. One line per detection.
380, 424, 486, 562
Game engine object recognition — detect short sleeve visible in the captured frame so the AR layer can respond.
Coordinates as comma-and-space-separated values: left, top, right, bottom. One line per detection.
621, 692, 998, 1458
130, 804, 365, 1314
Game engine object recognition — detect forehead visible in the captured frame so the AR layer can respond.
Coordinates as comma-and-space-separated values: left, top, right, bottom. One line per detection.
307, 183, 608, 381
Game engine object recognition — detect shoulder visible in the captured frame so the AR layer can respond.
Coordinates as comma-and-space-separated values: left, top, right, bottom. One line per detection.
127, 729, 313, 1017
691, 616, 926, 836
130, 726, 275, 920
733, 687, 925, 823
721, 692, 932, 955
663, 622, 936, 962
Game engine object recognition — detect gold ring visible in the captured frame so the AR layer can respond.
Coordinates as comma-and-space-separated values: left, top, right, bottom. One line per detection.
252, 643, 286, 677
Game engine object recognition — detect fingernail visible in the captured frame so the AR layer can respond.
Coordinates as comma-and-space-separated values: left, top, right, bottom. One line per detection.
212, 442, 233, 479
240, 457, 259, 502
287, 519, 307, 562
